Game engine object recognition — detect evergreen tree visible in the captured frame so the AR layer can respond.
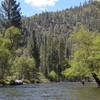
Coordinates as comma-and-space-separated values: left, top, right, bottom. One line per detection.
29, 30, 40, 69
1, 0, 21, 28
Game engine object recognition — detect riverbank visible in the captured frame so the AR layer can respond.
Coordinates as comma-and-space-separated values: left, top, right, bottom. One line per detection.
0, 79, 96, 88
0, 78, 50, 87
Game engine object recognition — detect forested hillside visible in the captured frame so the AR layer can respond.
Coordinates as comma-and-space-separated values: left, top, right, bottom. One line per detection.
22, 0, 100, 81
23, 0, 100, 32
0, 0, 100, 86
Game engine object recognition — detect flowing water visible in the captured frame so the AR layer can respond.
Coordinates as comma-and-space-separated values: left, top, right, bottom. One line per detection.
0, 82, 100, 100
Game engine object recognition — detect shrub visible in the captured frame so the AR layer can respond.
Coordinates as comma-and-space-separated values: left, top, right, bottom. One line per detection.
48, 71, 58, 81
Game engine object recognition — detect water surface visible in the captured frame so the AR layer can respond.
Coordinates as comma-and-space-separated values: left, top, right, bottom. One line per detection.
0, 82, 100, 100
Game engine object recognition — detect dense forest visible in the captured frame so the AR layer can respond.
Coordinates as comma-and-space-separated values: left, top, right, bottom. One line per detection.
0, 0, 100, 86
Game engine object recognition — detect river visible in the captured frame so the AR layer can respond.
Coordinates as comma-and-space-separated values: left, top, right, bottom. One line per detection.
0, 82, 100, 100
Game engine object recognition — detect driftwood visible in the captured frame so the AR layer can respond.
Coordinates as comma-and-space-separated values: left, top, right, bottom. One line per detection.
92, 73, 100, 87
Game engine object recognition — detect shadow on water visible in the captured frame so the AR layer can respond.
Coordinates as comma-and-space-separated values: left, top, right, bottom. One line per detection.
0, 82, 100, 100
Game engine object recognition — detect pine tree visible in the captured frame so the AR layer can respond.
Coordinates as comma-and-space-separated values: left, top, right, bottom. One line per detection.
1, 0, 21, 29
29, 30, 40, 69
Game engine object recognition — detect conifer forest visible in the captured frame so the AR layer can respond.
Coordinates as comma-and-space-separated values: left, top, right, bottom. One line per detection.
0, 0, 100, 87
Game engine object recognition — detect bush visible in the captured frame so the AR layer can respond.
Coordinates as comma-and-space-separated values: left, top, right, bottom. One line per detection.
11, 56, 36, 80
0, 79, 7, 85
62, 60, 91, 81
48, 71, 58, 81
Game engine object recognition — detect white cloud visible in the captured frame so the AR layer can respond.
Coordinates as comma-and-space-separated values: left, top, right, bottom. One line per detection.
25, 0, 59, 8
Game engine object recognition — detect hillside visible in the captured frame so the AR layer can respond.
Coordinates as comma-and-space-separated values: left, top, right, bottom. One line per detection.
21, 0, 100, 80
0, 0, 100, 85
23, 0, 100, 35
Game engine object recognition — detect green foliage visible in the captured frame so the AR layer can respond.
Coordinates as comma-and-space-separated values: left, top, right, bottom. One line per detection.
35, 72, 49, 83
5, 26, 21, 39
71, 25, 94, 48
61, 58, 71, 70
62, 60, 91, 79
48, 70, 58, 81
28, 30, 40, 69
21, 0, 100, 80
1, 0, 100, 84
5, 26, 21, 49
0, 48, 11, 79
87, 33, 100, 72
93, 34, 100, 45
12, 56, 35, 80
1, 0, 22, 28
0, 38, 11, 49
63, 25, 100, 82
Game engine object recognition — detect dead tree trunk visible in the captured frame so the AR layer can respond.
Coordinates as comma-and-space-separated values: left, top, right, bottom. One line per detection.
92, 73, 100, 87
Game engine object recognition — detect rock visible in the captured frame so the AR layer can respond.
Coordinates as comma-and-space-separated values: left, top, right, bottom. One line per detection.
0, 84, 3, 87
10, 80, 23, 85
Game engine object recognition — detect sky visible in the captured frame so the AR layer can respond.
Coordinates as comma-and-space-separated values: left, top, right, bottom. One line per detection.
1, 0, 89, 16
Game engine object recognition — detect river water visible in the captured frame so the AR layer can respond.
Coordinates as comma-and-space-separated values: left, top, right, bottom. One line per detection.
0, 82, 100, 100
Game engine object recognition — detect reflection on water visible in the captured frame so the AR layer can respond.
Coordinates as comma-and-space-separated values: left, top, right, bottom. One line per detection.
0, 82, 100, 100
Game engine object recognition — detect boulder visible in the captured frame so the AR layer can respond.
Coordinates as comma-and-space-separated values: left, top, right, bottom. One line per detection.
10, 80, 23, 85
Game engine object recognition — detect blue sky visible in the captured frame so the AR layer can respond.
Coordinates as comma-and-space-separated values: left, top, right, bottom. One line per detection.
1, 0, 89, 16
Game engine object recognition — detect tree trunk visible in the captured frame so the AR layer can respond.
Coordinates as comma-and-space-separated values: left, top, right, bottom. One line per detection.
92, 73, 100, 87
